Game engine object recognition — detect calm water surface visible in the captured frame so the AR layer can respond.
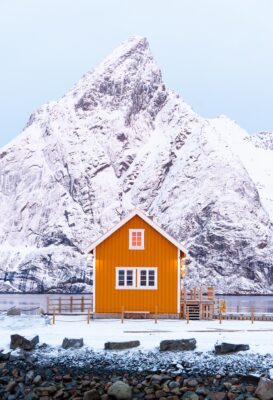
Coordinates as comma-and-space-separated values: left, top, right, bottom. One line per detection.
0, 294, 273, 313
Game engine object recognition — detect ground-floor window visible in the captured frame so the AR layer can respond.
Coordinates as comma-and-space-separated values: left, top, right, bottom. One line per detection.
116, 267, 157, 289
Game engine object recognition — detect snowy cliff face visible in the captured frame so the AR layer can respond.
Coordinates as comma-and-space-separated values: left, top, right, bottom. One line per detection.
1, 36, 273, 293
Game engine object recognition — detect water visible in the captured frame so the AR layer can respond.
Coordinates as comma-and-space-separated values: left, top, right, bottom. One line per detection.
0, 294, 91, 312
216, 295, 273, 314
0, 294, 273, 313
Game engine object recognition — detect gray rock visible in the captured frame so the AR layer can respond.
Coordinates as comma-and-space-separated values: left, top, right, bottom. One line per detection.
62, 338, 84, 349
151, 374, 171, 384
168, 381, 180, 389
9, 349, 26, 361
25, 370, 35, 383
0, 350, 10, 360
214, 342, 250, 355
182, 391, 199, 400
187, 378, 198, 387
10, 334, 39, 351
108, 380, 132, 399
83, 389, 100, 400
33, 375, 42, 385
160, 338, 196, 351
7, 307, 21, 316
104, 340, 140, 350
255, 377, 273, 400
196, 386, 209, 395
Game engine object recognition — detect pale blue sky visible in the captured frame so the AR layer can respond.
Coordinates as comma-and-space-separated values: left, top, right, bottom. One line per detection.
1, 0, 273, 148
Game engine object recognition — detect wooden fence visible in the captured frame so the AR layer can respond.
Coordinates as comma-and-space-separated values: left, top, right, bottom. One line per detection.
47, 296, 93, 315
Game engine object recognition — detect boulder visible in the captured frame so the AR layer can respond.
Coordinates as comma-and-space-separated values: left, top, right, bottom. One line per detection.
160, 338, 196, 351
108, 380, 132, 399
62, 338, 84, 349
10, 334, 39, 351
104, 340, 140, 350
214, 343, 249, 355
7, 307, 21, 316
255, 377, 273, 400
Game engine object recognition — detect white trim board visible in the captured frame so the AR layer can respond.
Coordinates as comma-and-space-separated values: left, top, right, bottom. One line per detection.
93, 248, 96, 313
85, 209, 187, 254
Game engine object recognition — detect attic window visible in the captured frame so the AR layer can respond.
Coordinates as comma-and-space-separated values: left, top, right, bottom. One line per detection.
129, 229, 144, 250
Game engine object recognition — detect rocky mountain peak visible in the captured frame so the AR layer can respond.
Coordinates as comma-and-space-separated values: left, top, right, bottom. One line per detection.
1, 37, 273, 294
63, 36, 164, 120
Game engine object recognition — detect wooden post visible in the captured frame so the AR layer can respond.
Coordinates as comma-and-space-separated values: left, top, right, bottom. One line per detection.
199, 304, 202, 320
53, 307, 56, 325
87, 307, 90, 324
186, 307, 189, 324
121, 306, 124, 324
155, 306, 158, 324
70, 296, 73, 313
251, 305, 254, 324
58, 297, 61, 314
81, 296, 84, 313
193, 288, 196, 301
219, 310, 222, 324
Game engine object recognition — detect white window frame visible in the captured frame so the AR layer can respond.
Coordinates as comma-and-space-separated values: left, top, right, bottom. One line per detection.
137, 267, 157, 290
115, 267, 158, 290
129, 229, 145, 250
116, 267, 136, 289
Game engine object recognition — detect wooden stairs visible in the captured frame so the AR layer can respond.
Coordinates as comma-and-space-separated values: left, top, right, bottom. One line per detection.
186, 303, 200, 320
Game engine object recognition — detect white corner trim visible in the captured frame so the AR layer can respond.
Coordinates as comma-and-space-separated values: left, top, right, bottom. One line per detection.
93, 248, 96, 313
177, 248, 180, 314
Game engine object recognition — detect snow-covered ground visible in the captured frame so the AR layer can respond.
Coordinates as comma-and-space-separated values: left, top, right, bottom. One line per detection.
1, 315, 273, 354
2, 315, 273, 375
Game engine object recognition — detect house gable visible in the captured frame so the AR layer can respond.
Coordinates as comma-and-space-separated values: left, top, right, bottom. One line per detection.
86, 209, 186, 256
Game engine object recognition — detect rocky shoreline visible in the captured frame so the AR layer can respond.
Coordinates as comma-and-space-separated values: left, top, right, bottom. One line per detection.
0, 357, 272, 400
1, 334, 273, 399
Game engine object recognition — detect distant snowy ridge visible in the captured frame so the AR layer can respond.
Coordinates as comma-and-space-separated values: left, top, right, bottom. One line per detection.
0, 36, 273, 293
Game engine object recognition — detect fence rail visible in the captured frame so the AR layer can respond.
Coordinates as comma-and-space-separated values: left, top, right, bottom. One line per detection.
181, 287, 215, 303
47, 296, 93, 315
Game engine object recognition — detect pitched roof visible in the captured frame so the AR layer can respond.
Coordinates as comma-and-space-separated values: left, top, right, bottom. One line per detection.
85, 209, 187, 254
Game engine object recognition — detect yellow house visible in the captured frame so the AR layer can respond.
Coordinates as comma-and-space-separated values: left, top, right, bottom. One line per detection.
86, 209, 186, 318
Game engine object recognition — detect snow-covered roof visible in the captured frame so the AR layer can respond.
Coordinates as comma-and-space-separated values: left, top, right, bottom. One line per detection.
86, 209, 187, 254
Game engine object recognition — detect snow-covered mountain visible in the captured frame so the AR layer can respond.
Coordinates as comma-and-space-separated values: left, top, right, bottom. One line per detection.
1, 36, 273, 293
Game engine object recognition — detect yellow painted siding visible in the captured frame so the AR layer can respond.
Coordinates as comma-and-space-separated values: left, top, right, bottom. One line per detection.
95, 215, 179, 314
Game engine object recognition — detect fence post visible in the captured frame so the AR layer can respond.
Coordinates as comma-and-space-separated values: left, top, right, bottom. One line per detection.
251, 305, 254, 324
70, 296, 73, 313
58, 297, 61, 314
121, 306, 124, 324
87, 307, 90, 324
53, 307, 56, 325
219, 310, 222, 324
186, 307, 189, 324
81, 296, 84, 313
155, 306, 158, 324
